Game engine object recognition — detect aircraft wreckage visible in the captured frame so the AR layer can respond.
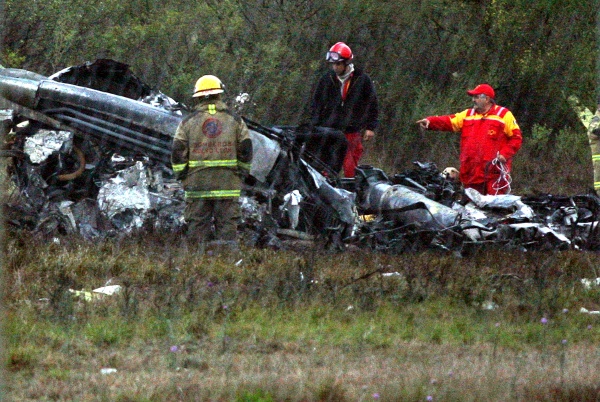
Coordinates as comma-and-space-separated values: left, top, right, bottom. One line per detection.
1, 59, 599, 253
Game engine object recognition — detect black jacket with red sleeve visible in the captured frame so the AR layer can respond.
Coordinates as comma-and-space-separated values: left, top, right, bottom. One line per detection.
310, 67, 379, 134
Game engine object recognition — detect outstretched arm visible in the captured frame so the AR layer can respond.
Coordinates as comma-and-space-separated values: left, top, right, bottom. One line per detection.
416, 118, 430, 129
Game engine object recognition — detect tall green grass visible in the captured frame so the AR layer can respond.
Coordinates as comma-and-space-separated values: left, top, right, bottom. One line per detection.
3, 231, 600, 400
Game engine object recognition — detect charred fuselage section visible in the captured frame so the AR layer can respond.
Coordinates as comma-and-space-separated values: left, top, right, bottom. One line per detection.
1, 59, 600, 253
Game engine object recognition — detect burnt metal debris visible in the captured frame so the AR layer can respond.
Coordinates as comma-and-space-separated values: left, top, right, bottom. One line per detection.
1, 59, 599, 253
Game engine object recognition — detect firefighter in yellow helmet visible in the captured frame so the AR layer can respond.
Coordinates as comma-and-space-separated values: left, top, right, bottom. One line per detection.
171, 75, 253, 242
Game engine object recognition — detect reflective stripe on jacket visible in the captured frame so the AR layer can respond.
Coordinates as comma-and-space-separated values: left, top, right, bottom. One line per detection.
185, 189, 241, 198
171, 99, 252, 199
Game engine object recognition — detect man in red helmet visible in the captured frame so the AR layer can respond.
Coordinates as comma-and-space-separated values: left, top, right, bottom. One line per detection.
309, 41, 379, 178
416, 84, 522, 195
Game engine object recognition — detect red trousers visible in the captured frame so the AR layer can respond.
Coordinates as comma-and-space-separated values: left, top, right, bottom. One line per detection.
343, 132, 364, 178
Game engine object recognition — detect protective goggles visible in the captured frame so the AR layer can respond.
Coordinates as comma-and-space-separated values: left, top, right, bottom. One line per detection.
326, 51, 346, 63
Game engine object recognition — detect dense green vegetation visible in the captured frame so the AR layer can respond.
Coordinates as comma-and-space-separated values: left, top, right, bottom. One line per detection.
3, 0, 598, 192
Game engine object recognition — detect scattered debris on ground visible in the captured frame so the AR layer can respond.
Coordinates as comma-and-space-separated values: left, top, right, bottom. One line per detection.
2, 60, 599, 253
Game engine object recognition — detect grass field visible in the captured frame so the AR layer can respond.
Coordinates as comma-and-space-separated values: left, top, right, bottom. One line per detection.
3, 232, 600, 401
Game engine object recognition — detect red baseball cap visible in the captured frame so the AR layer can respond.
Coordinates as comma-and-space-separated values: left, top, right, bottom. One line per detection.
467, 84, 495, 98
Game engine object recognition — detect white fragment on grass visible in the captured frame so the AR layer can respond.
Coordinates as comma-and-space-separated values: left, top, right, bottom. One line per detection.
100, 368, 117, 375
482, 301, 498, 310
235, 259, 243, 266
93, 285, 122, 295
580, 307, 600, 315
69, 285, 122, 301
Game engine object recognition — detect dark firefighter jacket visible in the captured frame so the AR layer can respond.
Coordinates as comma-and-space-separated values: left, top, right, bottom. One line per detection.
310, 67, 379, 133
171, 99, 252, 199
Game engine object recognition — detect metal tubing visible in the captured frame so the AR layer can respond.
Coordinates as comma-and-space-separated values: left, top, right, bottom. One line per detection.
36, 80, 182, 137
53, 114, 171, 162
0, 74, 181, 165
0, 76, 39, 109
0, 68, 46, 82
45, 108, 172, 147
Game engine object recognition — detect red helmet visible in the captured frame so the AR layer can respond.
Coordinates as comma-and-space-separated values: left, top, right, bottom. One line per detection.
326, 42, 353, 63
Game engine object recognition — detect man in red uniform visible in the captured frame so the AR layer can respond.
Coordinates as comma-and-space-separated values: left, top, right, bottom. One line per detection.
310, 42, 379, 178
416, 84, 522, 195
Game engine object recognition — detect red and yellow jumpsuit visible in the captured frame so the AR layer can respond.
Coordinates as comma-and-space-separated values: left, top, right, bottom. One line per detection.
427, 104, 522, 195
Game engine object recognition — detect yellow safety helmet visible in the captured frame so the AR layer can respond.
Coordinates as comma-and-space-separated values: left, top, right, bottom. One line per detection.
193, 75, 225, 97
